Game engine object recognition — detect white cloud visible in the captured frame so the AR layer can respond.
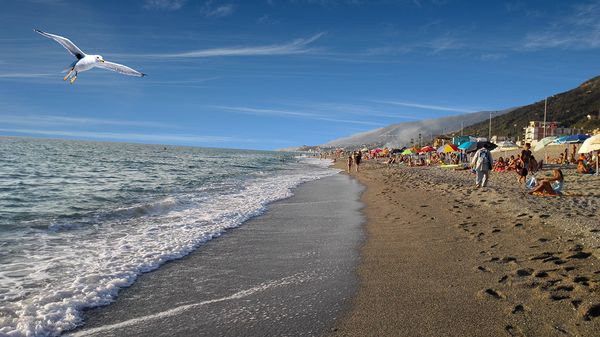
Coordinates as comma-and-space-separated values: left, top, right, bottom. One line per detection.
146, 32, 325, 58
0, 114, 172, 128
376, 100, 478, 113
0, 73, 54, 78
144, 0, 186, 10
202, 2, 237, 17
523, 1, 600, 50
208, 105, 382, 125
0, 128, 233, 144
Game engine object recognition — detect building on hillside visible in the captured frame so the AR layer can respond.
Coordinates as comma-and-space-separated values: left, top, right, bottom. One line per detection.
523, 121, 575, 143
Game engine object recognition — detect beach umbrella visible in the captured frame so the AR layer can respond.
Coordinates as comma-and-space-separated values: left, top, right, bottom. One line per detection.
495, 140, 518, 148
420, 146, 436, 153
390, 148, 403, 154
477, 141, 497, 151
437, 144, 459, 153
458, 141, 477, 152
555, 134, 590, 144
578, 134, 600, 175
401, 148, 416, 155
534, 136, 558, 152
361, 147, 369, 152
579, 134, 600, 153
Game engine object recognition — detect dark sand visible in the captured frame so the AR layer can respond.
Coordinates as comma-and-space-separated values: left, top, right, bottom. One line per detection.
331, 161, 600, 337
69, 174, 364, 337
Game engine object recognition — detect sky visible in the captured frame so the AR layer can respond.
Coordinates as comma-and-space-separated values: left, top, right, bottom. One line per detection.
1, 0, 599, 150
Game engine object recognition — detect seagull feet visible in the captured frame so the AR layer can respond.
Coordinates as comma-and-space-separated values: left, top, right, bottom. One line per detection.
63, 70, 73, 81
69, 76, 77, 84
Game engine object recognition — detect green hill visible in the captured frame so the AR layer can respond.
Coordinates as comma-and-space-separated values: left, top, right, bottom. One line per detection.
462, 76, 600, 138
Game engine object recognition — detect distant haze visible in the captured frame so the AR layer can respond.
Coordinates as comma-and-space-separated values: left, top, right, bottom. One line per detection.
323, 108, 515, 148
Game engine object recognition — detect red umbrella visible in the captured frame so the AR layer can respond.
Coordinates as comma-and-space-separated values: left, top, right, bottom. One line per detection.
420, 146, 436, 153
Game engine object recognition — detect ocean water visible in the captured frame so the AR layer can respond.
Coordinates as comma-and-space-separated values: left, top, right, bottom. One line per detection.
0, 137, 337, 337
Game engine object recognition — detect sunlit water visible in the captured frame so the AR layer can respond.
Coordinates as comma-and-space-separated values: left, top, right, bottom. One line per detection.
0, 137, 336, 337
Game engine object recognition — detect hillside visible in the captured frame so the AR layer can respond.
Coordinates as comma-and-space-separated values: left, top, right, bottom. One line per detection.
322, 109, 514, 149
463, 76, 600, 138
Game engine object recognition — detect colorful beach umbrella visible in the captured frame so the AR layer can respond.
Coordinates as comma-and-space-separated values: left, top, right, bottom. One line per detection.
533, 136, 558, 152
401, 148, 416, 155
437, 144, 459, 153
419, 146, 436, 153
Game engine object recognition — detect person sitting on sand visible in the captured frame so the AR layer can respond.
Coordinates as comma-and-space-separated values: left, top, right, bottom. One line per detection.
529, 155, 538, 173
577, 154, 593, 174
507, 155, 517, 171
493, 157, 506, 172
528, 169, 564, 195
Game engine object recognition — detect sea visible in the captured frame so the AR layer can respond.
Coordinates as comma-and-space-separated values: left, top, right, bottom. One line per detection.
0, 137, 338, 337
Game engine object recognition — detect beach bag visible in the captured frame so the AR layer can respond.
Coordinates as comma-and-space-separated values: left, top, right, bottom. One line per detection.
476, 149, 490, 171
526, 176, 537, 189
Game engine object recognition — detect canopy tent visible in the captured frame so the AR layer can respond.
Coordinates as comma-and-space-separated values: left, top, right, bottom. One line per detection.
533, 136, 558, 152
578, 134, 600, 175
437, 144, 459, 153
555, 134, 590, 144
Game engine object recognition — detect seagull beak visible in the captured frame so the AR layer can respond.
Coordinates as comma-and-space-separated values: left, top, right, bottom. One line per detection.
100, 59, 105, 63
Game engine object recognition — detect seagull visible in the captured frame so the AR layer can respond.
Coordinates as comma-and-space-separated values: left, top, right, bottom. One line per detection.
34, 29, 146, 83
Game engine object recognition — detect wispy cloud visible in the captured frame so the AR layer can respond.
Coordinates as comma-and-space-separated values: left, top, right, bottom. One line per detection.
0, 114, 172, 128
201, 1, 237, 17
427, 36, 464, 54
0, 73, 55, 78
376, 100, 478, 113
0, 128, 233, 144
144, 0, 186, 10
523, 1, 600, 50
208, 105, 382, 126
142, 33, 325, 58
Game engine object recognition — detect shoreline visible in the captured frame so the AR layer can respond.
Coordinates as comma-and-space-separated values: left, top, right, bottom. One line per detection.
68, 173, 365, 337
331, 160, 600, 336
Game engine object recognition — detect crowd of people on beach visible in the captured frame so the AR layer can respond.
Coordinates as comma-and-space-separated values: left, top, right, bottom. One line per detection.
321, 139, 598, 197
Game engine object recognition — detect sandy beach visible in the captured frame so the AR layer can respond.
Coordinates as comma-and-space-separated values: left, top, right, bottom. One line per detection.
331, 157, 600, 337
69, 174, 365, 337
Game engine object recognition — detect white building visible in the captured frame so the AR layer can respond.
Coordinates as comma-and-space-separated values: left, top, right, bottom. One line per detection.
524, 121, 574, 143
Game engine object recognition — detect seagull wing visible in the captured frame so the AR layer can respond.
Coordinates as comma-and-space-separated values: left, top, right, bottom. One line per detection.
96, 60, 146, 77
34, 29, 86, 60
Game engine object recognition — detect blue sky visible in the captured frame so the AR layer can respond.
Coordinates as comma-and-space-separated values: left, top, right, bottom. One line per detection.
1, 0, 599, 150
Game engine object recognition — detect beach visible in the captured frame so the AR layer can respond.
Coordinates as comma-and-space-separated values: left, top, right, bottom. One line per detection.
69, 174, 365, 337
331, 159, 600, 337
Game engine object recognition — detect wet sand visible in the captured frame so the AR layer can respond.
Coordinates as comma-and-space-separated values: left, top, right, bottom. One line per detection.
332, 160, 600, 337
69, 174, 365, 337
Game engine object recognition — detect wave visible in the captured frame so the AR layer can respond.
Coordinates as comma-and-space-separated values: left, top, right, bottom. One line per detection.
0, 157, 337, 337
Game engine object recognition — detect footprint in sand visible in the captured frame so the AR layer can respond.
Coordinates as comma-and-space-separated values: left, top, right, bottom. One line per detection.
515, 268, 534, 277
511, 304, 525, 314
481, 288, 505, 300
567, 251, 592, 260
582, 303, 600, 321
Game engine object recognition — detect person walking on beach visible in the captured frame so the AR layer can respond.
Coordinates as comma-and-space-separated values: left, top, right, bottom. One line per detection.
471, 146, 493, 188
353, 151, 362, 172
521, 143, 532, 171
347, 154, 353, 173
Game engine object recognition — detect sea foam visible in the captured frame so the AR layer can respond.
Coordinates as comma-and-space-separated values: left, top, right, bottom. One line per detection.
0, 156, 337, 337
